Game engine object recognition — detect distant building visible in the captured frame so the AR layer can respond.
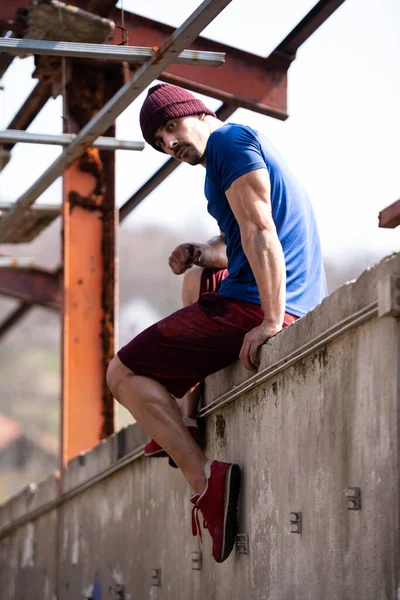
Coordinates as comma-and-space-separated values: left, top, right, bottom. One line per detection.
0, 413, 58, 502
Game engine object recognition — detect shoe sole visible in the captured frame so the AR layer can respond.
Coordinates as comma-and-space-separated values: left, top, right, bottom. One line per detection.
220, 463, 241, 563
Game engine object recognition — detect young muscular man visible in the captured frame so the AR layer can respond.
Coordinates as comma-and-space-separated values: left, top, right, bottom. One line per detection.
107, 84, 327, 563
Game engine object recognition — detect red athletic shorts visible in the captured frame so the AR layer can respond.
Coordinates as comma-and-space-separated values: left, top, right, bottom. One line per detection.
117, 268, 297, 398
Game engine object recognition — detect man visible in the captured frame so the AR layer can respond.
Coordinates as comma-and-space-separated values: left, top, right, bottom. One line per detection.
107, 83, 327, 563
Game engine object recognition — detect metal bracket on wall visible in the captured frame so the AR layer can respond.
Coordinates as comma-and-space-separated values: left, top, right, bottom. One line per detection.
345, 487, 362, 511
378, 274, 400, 318
191, 551, 202, 570
236, 533, 249, 554
151, 568, 161, 587
290, 512, 302, 534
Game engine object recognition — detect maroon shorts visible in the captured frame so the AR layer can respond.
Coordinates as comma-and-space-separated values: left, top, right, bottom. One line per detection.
117, 268, 297, 398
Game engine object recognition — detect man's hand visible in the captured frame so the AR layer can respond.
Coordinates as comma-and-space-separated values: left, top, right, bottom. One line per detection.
239, 322, 282, 372
169, 243, 202, 275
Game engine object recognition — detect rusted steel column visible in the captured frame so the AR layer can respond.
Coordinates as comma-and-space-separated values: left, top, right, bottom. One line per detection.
379, 199, 400, 229
61, 63, 119, 465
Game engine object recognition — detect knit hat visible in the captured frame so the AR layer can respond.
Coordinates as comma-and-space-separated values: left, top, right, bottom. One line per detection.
139, 83, 216, 151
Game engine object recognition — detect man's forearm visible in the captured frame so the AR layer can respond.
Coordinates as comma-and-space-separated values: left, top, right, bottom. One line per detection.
241, 226, 286, 329
196, 234, 228, 269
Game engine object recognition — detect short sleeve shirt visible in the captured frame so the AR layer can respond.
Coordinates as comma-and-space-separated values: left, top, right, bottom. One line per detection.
204, 123, 327, 317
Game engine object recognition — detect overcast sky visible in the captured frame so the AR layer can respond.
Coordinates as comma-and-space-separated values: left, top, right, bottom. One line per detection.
0, 0, 398, 264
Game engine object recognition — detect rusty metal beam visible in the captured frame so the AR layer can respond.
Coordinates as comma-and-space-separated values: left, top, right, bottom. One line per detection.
0, 0, 350, 335
0, 0, 119, 23
0, 0, 118, 78
379, 199, 400, 229
274, 0, 347, 57
112, 1, 347, 116
119, 1, 348, 220
0, 2, 23, 23
2, 87, 249, 324
87, 0, 119, 18
60, 61, 123, 465
0, 0, 235, 243
108, 10, 289, 119
0, 54, 14, 80
119, 102, 236, 222
0, 0, 118, 26
0, 0, 347, 125
0, 266, 60, 309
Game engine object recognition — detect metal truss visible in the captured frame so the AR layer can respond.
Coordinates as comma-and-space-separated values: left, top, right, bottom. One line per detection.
119, 0, 348, 222
0, 38, 225, 67
0, 0, 233, 243
0, 0, 351, 338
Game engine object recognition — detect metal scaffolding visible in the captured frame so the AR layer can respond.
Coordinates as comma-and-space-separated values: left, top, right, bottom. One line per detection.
0, 0, 233, 243
0, 0, 353, 463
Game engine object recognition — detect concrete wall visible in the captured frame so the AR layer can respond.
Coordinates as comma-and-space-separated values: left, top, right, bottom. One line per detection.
0, 253, 399, 600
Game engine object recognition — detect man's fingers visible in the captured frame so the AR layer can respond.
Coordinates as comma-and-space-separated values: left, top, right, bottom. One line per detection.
249, 343, 260, 368
239, 341, 246, 367
171, 249, 193, 272
178, 246, 193, 265
169, 243, 199, 274
240, 339, 256, 372
169, 257, 184, 274
169, 251, 191, 274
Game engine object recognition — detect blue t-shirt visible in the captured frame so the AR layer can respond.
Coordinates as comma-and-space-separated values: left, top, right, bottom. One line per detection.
204, 123, 327, 317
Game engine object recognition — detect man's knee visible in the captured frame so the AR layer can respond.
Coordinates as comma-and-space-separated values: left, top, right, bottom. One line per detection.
182, 265, 204, 306
106, 355, 134, 401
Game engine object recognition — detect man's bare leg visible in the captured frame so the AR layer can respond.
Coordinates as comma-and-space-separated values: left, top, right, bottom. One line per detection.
178, 265, 204, 418
179, 383, 201, 418
107, 357, 207, 494
108, 266, 207, 490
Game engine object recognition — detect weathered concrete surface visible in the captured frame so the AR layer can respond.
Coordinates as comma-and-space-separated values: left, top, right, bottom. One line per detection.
0, 473, 59, 599
0, 253, 399, 599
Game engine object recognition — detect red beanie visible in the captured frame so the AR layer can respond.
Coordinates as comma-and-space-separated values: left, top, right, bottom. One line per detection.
139, 83, 216, 152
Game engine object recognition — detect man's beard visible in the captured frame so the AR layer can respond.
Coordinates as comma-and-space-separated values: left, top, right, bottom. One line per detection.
184, 145, 203, 166
176, 143, 203, 165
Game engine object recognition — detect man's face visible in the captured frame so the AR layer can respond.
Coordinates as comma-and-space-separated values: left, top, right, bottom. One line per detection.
153, 115, 208, 165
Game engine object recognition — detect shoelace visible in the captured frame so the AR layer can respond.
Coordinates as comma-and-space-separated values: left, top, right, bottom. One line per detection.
191, 504, 208, 544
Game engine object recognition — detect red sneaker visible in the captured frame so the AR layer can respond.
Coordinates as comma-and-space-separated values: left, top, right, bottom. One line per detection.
190, 461, 241, 563
144, 426, 200, 458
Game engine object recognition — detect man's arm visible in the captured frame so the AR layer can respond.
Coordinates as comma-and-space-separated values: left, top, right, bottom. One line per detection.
196, 232, 227, 269
169, 232, 227, 274
225, 167, 286, 370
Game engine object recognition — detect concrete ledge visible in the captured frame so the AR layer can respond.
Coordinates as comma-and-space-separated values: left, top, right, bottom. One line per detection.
0, 252, 399, 599
114, 422, 148, 459
0, 472, 59, 530
63, 423, 149, 493
63, 436, 117, 493
0, 252, 398, 520
204, 252, 400, 407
